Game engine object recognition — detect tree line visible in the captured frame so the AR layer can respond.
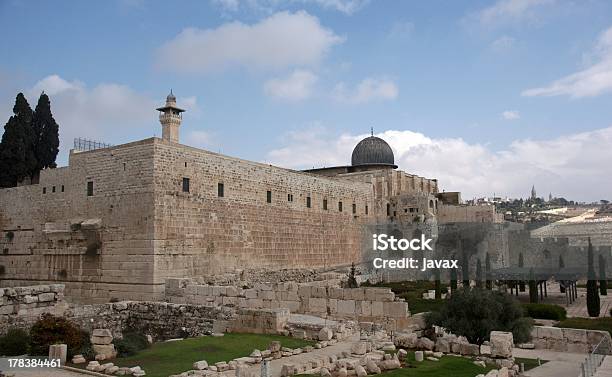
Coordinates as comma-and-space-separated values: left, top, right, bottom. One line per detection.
0, 92, 59, 188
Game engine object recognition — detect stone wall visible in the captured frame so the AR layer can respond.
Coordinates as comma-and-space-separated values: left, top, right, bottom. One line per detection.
531, 326, 612, 353
0, 284, 68, 334
67, 301, 235, 340
229, 308, 290, 334
165, 279, 410, 330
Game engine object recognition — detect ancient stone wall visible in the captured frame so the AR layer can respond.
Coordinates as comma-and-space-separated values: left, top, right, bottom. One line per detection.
151, 139, 374, 282
437, 204, 503, 224
0, 139, 158, 303
531, 326, 612, 353
165, 279, 409, 330
0, 284, 68, 334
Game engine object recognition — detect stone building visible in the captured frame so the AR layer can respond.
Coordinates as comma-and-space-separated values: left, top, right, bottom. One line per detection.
0, 93, 471, 303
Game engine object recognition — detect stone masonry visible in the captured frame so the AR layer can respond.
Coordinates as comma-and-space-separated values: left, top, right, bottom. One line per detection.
165, 279, 410, 330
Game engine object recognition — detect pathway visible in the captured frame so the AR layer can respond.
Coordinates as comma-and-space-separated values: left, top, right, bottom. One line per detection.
594, 355, 612, 377
515, 348, 587, 377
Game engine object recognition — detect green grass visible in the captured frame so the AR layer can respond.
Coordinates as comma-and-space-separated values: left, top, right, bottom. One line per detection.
72, 333, 314, 377
383, 353, 495, 377
556, 317, 612, 336
515, 357, 548, 371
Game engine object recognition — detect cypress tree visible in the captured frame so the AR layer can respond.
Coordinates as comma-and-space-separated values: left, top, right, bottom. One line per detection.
462, 250, 470, 288
559, 255, 566, 293
485, 252, 492, 290
599, 254, 608, 296
32, 92, 59, 176
518, 253, 526, 292
434, 268, 442, 299
587, 238, 601, 317
475, 259, 483, 288
528, 268, 538, 303
450, 254, 458, 292
0, 94, 35, 187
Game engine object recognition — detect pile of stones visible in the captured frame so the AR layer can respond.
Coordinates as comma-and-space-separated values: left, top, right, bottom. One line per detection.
85, 361, 145, 376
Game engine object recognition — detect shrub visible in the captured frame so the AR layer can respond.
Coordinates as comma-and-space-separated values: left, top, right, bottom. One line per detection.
0, 328, 29, 356
523, 303, 567, 321
29, 314, 83, 357
113, 332, 149, 357
76, 330, 94, 360
426, 288, 532, 345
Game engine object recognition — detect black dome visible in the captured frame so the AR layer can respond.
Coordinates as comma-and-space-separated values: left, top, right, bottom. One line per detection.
351, 136, 396, 167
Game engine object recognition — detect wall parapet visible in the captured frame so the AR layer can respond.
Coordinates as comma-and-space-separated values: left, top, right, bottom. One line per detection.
531, 326, 612, 353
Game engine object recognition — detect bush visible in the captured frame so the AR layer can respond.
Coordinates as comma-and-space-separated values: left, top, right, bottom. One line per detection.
0, 328, 29, 356
426, 288, 532, 345
29, 314, 83, 357
523, 303, 567, 321
113, 332, 149, 357
76, 330, 94, 360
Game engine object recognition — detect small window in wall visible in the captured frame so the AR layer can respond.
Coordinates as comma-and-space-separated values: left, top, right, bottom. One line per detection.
61, 185, 64, 192
184, 162, 188, 168
123, 162, 126, 171
267, 190, 272, 203
338, 201, 343, 212
42, 187, 46, 194
218, 183, 224, 197
365, 205, 369, 215
323, 199, 328, 210
182, 177, 190, 193
87, 181, 94, 196
288, 194, 293, 202
52, 186, 56, 193
386, 203, 391, 216
352, 203, 356, 214
306, 196, 311, 208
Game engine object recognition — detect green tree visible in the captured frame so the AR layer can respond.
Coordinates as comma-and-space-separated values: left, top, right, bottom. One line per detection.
32, 92, 59, 176
600, 254, 608, 296
528, 268, 538, 304
462, 251, 470, 288
587, 238, 601, 317
476, 259, 483, 288
0, 93, 36, 187
450, 255, 458, 292
485, 252, 492, 290
559, 255, 566, 293
426, 288, 532, 345
346, 262, 359, 288
518, 253, 526, 292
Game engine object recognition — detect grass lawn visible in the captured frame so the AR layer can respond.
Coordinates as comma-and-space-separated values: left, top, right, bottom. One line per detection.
73, 333, 314, 377
515, 357, 548, 371
382, 353, 495, 377
556, 317, 612, 336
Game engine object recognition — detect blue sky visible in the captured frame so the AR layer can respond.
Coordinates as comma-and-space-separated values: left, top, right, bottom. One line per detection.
1, 0, 612, 201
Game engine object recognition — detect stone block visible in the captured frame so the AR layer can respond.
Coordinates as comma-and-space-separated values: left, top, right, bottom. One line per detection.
563, 328, 587, 343
371, 301, 384, 316
93, 344, 117, 359
460, 343, 480, 356
319, 327, 333, 341
337, 300, 356, 315
490, 331, 513, 358
311, 286, 327, 298
49, 343, 67, 365
38, 292, 56, 302
297, 285, 311, 298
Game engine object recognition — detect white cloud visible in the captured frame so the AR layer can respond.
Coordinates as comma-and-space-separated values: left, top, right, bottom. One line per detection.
501, 110, 520, 120
264, 69, 318, 101
491, 35, 516, 52
332, 77, 398, 104
266, 126, 612, 202
473, 0, 555, 27
522, 25, 612, 98
156, 11, 343, 74
210, 0, 369, 15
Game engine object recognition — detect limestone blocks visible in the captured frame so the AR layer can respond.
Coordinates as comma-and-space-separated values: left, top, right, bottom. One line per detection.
91, 329, 117, 360
490, 331, 513, 358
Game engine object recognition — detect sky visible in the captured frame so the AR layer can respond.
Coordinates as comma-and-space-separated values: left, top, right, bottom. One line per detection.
1, 0, 612, 202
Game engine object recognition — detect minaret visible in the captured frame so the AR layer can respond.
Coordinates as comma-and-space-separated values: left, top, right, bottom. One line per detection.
156, 90, 185, 143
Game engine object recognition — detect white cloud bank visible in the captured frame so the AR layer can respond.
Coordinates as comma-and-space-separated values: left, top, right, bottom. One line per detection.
332, 77, 398, 104
523, 25, 612, 98
264, 69, 318, 100
501, 110, 520, 120
472, 0, 555, 28
156, 11, 343, 74
211, 0, 369, 15
266, 127, 612, 202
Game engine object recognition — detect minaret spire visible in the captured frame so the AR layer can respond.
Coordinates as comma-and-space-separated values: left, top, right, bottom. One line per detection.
371, 127, 374, 136
156, 90, 185, 143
